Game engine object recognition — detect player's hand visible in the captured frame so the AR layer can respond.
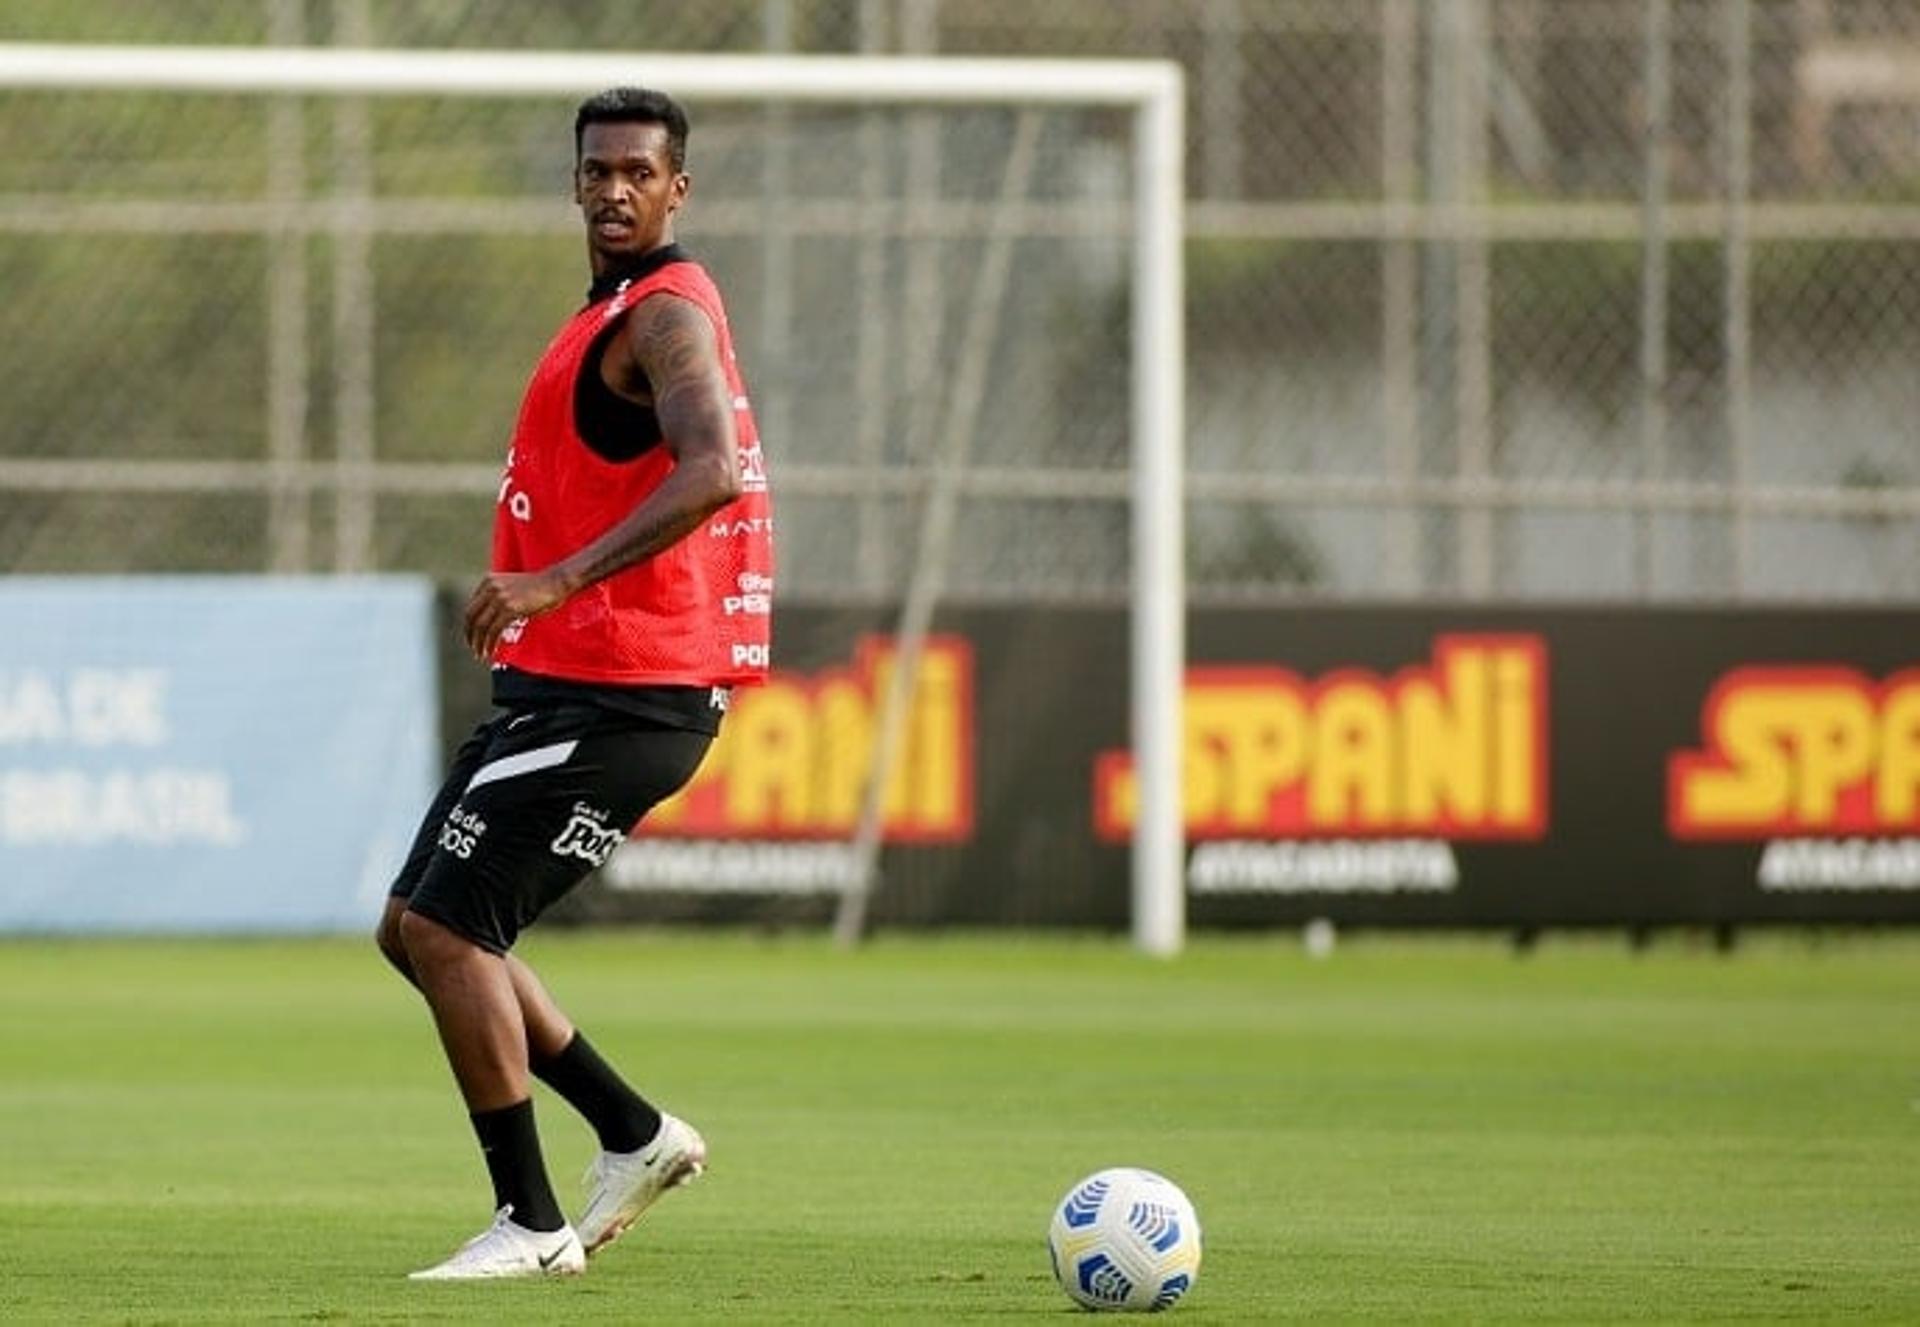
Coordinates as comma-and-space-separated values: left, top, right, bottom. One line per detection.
463, 569, 574, 660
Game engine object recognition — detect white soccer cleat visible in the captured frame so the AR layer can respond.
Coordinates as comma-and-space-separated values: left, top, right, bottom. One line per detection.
407, 1206, 586, 1281
577, 1112, 708, 1255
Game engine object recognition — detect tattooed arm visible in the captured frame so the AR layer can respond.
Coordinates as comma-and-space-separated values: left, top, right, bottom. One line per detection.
463, 292, 742, 659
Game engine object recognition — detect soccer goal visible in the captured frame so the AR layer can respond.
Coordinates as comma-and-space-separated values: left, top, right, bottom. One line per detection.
0, 43, 1187, 954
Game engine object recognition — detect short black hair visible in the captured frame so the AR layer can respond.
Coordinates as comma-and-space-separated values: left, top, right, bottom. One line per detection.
574, 87, 690, 172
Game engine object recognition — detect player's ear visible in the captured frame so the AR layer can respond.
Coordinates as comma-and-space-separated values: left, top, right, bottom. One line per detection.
669, 171, 691, 212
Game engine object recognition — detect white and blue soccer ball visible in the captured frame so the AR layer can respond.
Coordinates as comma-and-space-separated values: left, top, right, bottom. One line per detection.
1047, 1168, 1202, 1312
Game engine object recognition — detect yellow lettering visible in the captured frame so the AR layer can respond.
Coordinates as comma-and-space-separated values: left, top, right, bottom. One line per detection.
724, 681, 814, 829
1493, 646, 1538, 826
1179, 735, 1218, 827
1784, 688, 1875, 822
865, 654, 922, 828
1310, 682, 1394, 827
1187, 685, 1306, 830
1400, 648, 1488, 824
1876, 683, 1920, 823
908, 648, 965, 833
814, 676, 872, 831
1683, 688, 1797, 827
1177, 692, 1227, 829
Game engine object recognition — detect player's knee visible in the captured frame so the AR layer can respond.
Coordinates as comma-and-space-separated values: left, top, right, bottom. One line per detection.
374, 909, 411, 976
397, 906, 475, 973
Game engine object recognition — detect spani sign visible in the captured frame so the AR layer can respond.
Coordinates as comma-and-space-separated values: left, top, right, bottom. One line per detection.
1093, 635, 1548, 841
1668, 663, 1920, 894
1669, 666, 1920, 838
644, 635, 974, 842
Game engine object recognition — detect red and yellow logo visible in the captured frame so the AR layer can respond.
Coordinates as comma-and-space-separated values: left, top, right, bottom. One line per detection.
1095, 634, 1548, 841
643, 635, 973, 842
1668, 665, 1920, 839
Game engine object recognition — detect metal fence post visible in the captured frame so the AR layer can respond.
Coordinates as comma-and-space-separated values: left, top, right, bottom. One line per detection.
1454, 0, 1493, 597
265, 0, 310, 572
1638, 0, 1671, 598
1200, 0, 1243, 202
1382, 0, 1419, 594
330, 0, 377, 572
1724, 0, 1753, 597
900, 0, 945, 527
855, 0, 892, 594
760, 0, 796, 504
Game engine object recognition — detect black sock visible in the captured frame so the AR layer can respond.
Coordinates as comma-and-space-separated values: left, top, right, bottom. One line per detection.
531, 1032, 662, 1153
469, 1098, 565, 1232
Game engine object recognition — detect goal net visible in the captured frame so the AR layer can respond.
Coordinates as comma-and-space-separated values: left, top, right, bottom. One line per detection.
0, 44, 1187, 952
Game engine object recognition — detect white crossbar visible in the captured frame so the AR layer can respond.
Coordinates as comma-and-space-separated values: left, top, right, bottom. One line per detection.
0, 44, 1177, 105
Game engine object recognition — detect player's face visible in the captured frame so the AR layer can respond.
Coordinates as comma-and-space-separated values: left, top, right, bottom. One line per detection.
574, 120, 689, 262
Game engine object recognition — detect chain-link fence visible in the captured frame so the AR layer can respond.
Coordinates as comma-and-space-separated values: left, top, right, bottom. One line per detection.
2, 0, 1917, 602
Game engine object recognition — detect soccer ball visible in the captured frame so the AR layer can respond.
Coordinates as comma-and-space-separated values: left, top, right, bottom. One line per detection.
1047, 1168, 1202, 1312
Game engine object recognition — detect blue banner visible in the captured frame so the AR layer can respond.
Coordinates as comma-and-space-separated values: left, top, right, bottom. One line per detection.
0, 577, 437, 933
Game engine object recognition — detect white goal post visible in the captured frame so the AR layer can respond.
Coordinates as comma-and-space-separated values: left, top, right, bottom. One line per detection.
0, 43, 1188, 956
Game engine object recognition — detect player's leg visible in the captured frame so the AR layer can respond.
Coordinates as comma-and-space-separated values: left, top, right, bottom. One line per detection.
393, 712, 597, 1278
551, 722, 715, 1256
381, 887, 577, 1062
497, 936, 697, 1255
378, 716, 602, 1252
396, 934, 582, 1282
397, 909, 533, 1110
510, 954, 661, 1151
397, 906, 584, 1280
399, 710, 711, 1275
396, 906, 584, 1283
387, 811, 660, 1161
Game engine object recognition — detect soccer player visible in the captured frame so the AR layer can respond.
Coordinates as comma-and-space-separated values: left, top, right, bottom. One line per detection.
374, 87, 774, 1280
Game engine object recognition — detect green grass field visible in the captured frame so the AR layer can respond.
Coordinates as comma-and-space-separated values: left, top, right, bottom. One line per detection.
1, 931, 1917, 1323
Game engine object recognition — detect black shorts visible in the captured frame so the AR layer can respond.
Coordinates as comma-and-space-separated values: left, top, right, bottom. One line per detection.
390, 705, 711, 954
